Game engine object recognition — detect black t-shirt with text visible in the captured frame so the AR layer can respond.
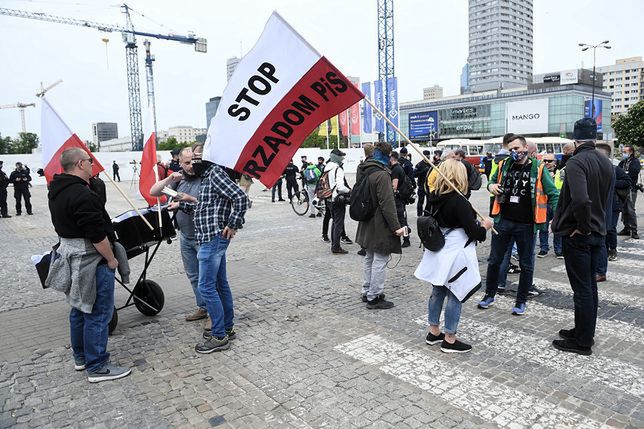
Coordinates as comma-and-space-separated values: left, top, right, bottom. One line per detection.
500, 160, 533, 224
284, 164, 299, 181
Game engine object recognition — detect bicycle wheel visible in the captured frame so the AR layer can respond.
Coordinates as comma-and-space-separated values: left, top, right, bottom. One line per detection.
291, 190, 310, 216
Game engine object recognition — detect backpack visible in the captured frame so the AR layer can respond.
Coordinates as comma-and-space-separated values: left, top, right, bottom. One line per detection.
303, 165, 319, 184
315, 170, 334, 199
397, 174, 415, 204
349, 166, 381, 221
417, 206, 451, 252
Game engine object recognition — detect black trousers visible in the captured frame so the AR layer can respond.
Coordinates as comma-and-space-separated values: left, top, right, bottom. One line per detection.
0, 187, 7, 216
562, 233, 602, 348
331, 201, 346, 250
113, 170, 120, 182
286, 179, 299, 201
416, 190, 427, 217
395, 197, 408, 229
14, 187, 32, 214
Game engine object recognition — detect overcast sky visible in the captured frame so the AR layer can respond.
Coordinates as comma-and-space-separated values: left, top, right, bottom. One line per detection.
0, 0, 641, 141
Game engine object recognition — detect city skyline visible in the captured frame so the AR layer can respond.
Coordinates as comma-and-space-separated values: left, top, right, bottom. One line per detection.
0, 0, 641, 141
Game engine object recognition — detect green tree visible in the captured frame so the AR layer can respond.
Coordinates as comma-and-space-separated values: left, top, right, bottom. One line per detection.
0, 136, 12, 154
9, 132, 39, 154
157, 136, 192, 151
301, 132, 334, 149
613, 100, 644, 149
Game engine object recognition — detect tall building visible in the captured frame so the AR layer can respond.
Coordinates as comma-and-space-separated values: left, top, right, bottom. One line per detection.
92, 122, 118, 149
168, 126, 207, 144
468, 0, 533, 93
460, 63, 470, 94
596, 56, 644, 116
423, 85, 444, 100
226, 57, 240, 82
205, 96, 221, 129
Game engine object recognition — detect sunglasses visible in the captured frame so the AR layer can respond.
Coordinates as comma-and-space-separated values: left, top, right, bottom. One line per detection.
543, 160, 555, 163
80, 158, 94, 165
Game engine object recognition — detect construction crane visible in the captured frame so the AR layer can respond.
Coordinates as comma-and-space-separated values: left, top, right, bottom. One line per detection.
0, 5, 207, 150
377, 0, 395, 143
0, 103, 36, 133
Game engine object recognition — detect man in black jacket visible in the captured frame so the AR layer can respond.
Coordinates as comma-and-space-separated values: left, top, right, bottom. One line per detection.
413, 150, 432, 216
551, 118, 613, 356
617, 144, 641, 239
48, 147, 131, 382
9, 162, 32, 215
0, 161, 10, 218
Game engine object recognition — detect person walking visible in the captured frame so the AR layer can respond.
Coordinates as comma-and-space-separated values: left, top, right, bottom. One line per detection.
413, 150, 433, 217
355, 142, 406, 309
617, 144, 640, 239
150, 147, 208, 322
551, 118, 613, 355
0, 161, 10, 218
178, 143, 249, 353
478, 134, 559, 316
9, 162, 32, 215
325, 148, 352, 254
47, 148, 131, 382
284, 160, 300, 203
415, 159, 493, 353
111, 161, 121, 182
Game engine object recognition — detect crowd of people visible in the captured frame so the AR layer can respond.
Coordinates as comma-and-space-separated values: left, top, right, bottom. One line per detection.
41, 116, 641, 384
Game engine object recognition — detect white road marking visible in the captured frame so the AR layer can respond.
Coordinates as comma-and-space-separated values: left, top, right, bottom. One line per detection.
551, 265, 644, 287
336, 334, 606, 429
616, 246, 644, 257
533, 277, 644, 308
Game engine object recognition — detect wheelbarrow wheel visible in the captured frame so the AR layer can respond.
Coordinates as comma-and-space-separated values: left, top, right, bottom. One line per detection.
108, 306, 118, 335
134, 279, 164, 316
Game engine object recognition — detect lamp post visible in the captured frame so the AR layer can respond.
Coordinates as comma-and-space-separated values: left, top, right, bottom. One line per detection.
579, 41, 611, 117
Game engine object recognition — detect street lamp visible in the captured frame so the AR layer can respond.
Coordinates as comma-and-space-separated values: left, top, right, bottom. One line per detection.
579, 41, 611, 117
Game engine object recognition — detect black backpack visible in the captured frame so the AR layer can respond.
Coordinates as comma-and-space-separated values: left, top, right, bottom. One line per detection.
349, 166, 381, 221
397, 174, 415, 204
417, 206, 451, 251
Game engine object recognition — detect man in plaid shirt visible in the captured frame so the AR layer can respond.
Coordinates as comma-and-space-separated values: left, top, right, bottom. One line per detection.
179, 143, 249, 353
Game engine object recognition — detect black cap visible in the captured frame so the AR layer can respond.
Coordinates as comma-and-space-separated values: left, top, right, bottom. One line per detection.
330, 148, 346, 156
573, 117, 597, 142
170, 148, 181, 156
422, 150, 431, 156
399, 147, 408, 154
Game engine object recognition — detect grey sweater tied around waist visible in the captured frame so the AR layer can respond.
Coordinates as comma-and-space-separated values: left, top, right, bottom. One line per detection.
46, 238, 130, 313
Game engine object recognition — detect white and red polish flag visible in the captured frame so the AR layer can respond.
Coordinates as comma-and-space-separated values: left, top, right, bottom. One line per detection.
139, 111, 167, 206
203, 12, 364, 187
41, 98, 104, 183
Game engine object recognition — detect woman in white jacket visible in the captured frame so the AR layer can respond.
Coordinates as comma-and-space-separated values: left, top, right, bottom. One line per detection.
414, 160, 493, 353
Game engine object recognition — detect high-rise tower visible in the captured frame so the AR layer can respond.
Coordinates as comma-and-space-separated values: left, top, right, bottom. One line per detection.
468, 0, 533, 92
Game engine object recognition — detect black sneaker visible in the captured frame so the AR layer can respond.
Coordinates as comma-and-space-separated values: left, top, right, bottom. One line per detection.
507, 263, 521, 274
366, 296, 394, 309
552, 339, 591, 356
440, 339, 472, 353
357, 248, 366, 256
425, 332, 445, 345
558, 328, 594, 345
332, 248, 348, 254
87, 364, 132, 383
617, 228, 631, 236
195, 336, 230, 354
361, 293, 385, 303
308, 214, 316, 218
632, 232, 640, 240
497, 285, 506, 293
321, 236, 330, 242
537, 250, 548, 258
401, 238, 411, 248
527, 286, 544, 298
341, 237, 353, 245
555, 252, 564, 259
608, 249, 617, 261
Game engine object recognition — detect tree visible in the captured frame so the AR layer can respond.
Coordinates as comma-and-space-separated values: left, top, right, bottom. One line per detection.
9, 132, 39, 154
157, 136, 191, 151
613, 100, 644, 149
0, 136, 11, 154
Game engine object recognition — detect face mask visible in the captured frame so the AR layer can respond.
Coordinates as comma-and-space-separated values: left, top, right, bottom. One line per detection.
510, 150, 526, 162
622, 153, 630, 160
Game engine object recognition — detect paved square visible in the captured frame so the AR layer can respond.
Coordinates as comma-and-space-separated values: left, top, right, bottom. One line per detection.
1, 179, 643, 428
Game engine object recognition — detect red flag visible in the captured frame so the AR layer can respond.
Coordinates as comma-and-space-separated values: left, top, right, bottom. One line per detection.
139, 130, 166, 206
350, 103, 361, 136
339, 110, 349, 138
41, 98, 104, 183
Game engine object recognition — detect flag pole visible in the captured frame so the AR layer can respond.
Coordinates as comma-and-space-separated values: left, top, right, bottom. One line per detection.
326, 120, 330, 150
363, 96, 496, 233
102, 171, 154, 230
152, 160, 163, 237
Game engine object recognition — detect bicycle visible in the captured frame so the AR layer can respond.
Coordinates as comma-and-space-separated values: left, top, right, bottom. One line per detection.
291, 175, 326, 217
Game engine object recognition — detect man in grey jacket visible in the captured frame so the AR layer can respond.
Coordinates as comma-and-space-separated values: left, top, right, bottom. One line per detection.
355, 142, 406, 309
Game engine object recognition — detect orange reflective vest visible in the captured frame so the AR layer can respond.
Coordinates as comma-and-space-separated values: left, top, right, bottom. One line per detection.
491, 160, 549, 224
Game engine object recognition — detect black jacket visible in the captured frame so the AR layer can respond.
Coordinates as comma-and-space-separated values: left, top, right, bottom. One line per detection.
9, 169, 31, 189
426, 192, 486, 243
552, 143, 614, 236
48, 174, 114, 244
0, 168, 9, 189
613, 166, 631, 212
618, 156, 641, 191
413, 160, 431, 190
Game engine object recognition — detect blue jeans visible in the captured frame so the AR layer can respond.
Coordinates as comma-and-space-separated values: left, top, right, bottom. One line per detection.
428, 286, 462, 334
563, 233, 602, 347
69, 264, 115, 373
197, 234, 234, 339
497, 241, 513, 289
485, 218, 535, 304
538, 204, 561, 254
180, 233, 205, 309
